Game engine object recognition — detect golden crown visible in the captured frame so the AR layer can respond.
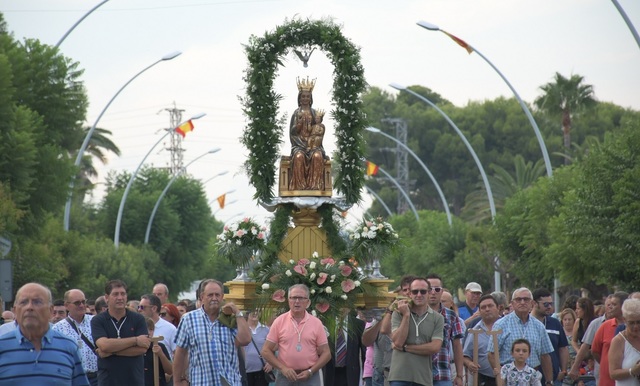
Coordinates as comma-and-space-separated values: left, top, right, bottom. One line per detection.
315, 109, 325, 117
296, 76, 316, 92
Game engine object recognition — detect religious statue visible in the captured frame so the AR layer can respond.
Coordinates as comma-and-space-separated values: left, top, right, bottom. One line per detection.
289, 77, 328, 191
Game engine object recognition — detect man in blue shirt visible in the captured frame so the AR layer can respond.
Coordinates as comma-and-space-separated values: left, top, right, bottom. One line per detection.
0, 282, 89, 386
531, 288, 569, 386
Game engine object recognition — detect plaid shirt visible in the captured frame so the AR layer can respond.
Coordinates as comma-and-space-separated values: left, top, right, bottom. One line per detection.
174, 307, 240, 386
432, 305, 464, 381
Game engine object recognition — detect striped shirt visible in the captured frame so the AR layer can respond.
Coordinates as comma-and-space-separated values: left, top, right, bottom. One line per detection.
487, 313, 553, 368
174, 307, 240, 386
0, 327, 89, 386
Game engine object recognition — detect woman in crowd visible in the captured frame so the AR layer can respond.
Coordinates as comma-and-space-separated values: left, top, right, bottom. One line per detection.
161, 303, 181, 328
608, 298, 640, 386
243, 310, 272, 386
573, 297, 595, 352
561, 308, 578, 384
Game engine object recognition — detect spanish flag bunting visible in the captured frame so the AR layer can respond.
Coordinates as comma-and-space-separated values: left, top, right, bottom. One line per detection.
217, 194, 226, 209
175, 120, 194, 138
366, 161, 379, 176
442, 31, 474, 54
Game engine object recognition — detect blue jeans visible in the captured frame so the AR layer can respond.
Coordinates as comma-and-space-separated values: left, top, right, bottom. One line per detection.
433, 380, 453, 386
372, 369, 385, 386
364, 377, 373, 386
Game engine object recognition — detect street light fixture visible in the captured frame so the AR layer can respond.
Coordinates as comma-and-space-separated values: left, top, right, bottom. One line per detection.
390, 83, 496, 220
144, 148, 221, 244
64, 51, 182, 231
366, 127, 451, 226
114, 112, 205, 248
417, 20, 553, 177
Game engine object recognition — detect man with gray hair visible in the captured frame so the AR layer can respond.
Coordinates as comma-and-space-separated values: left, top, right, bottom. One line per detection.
0, 283, 89, 385
487, 287, 554, 385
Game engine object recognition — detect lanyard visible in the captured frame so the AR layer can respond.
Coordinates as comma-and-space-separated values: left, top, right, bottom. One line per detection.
291, 316, 307, 351
411, 311, 429, 337
110, 317, 127, 339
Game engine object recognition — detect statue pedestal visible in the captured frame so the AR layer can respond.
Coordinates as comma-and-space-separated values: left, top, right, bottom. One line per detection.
357, 278, 396, 308
223, 280, 258, 312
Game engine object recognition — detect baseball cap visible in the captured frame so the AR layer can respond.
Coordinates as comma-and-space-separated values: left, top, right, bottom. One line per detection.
465, 282, 483, 293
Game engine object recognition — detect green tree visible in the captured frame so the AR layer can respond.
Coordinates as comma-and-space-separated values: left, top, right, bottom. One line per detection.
534, 73, 596, 165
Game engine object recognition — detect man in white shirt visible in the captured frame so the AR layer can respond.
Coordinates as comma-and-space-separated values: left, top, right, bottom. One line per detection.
139, 293, 176, 355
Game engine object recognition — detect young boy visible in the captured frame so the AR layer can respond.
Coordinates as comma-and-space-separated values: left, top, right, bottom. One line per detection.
143, 317, 173, 386
500, 338, 543, 386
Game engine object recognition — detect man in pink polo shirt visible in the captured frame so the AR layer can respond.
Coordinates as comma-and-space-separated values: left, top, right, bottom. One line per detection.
262, 284, 331, 386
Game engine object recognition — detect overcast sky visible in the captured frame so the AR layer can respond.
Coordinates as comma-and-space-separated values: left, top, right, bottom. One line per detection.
3, 0, 639, 230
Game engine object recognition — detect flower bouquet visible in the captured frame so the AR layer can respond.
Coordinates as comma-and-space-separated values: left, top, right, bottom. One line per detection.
216, 217, 267, 267
348, 217, 399, 267
257, 252, 368, 325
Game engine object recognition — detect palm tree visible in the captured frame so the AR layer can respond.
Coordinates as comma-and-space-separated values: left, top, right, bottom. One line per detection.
74, 127, 120, 200
534, 72, 596, 165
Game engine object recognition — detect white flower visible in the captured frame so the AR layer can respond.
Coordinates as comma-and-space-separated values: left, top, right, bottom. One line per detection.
354, 280, 361, 287
285, 270, 292, 277
377, 224, 383, 230
262, 283, 270, 290
310, 273, 316, 280
311, 289, 316, 294
362, 226, 368, 233
341, 294, 348, 300
361, 231, 368, 238
339, 261, 345, 266
325, 287, 332, 294
311, 310, 317, 317
330, 274, 336, 282
353, 233, 360, 240
367, 230, 376, 239
312, 251, 319, 258
236, 240, 242, 245
309, 262, 316, 270
289, 259, 295, 264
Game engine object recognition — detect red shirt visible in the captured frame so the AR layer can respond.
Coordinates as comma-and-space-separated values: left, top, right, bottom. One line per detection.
591, 318, 619, 386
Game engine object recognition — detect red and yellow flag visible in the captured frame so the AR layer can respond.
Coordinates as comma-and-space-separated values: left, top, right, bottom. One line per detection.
217, 194, 226, 209
442, 31, 474, 54
175, 120, 194, 138
366, 161, 379, 176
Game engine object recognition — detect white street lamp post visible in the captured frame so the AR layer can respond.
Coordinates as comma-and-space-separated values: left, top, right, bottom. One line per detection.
55, 0, 110, 48
417, 20, 553, 178
114, 113, 205, 248
144, 148, 221, 244
390, 83, 496, 220
366, 127, 451, 226
611, 0, 640, 49
364, 186, 393, 218
64, 51, 182, 231
374, 166, 420, 222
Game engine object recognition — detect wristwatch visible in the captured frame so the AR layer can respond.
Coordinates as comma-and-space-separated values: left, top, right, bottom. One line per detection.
546, 381, 553, 385
402, 344, 407, 352
235, 311, 244, 317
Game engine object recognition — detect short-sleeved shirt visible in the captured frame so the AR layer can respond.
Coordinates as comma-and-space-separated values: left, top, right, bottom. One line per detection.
91, 309, 148, 386
154, 317, 177, 356
463, 320, 495, 377
501, 363, 542, 386
389, 307, 445, 386
487, 313, 553, 368
265, 311, 328, 370
53, 315, 98, 373
458, 303, 479, 321
433, 305, 465, 381
0, 327, 89, 386
539, 316, 569, 381
244, 322, 270, 373
591, 318, 620, 386
174, 307, 241, 386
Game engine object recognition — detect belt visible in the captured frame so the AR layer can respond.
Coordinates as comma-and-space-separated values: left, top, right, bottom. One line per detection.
86, 372, 98, 379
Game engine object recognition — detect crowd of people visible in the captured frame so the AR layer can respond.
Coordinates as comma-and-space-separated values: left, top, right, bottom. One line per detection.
0, 277, 638, 386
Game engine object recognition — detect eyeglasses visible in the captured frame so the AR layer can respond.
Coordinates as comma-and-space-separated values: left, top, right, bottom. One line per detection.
137, 305, 149, 310
429, 287, 443, 293
411, 289, 428, 295
626, 320, 640, 327
70, 300, 86, 307
514, 297, 532, 303
159, 312, 167, 317
538, 301, 554, 308
288, 296, 309, 302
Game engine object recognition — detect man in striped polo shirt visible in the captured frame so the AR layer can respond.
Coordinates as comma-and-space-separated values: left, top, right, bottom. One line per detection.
0, 282, 89, 386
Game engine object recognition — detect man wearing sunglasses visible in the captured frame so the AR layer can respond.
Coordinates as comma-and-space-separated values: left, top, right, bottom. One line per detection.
53, 289, 99, 385
426, 274, 465, 386
388, 277, 444, 386
487, 287, 554, 386
531, 288, 569, 386
139, 294, 176, 357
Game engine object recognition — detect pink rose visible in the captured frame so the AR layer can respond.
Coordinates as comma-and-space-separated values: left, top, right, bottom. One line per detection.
316, 302, 330, 313
272, 289, 285, 302
235, 229, 245, 237
257, 232, 265, 239
223, 225, 229, 231
340, 265, 353, 276
243, 218, 250, 223
317, 272, 328, 285
341, 279, 355, 293
298, 259, 310, 266
294, 265, 308, 275
320, 257, 335, 265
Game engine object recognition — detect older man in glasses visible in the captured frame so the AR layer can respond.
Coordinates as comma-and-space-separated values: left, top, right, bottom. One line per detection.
389, 277, 444, 386
53, 289, 99, 385
426, 274, 465, 386
487, 287, 554, 386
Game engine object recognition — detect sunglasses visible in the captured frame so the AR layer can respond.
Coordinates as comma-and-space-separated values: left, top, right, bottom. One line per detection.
137, 305, 150, 311
411, 289, 428, 295
539, 301, 554, 308
429, 287, 443, 293
71, 300, 86, 307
